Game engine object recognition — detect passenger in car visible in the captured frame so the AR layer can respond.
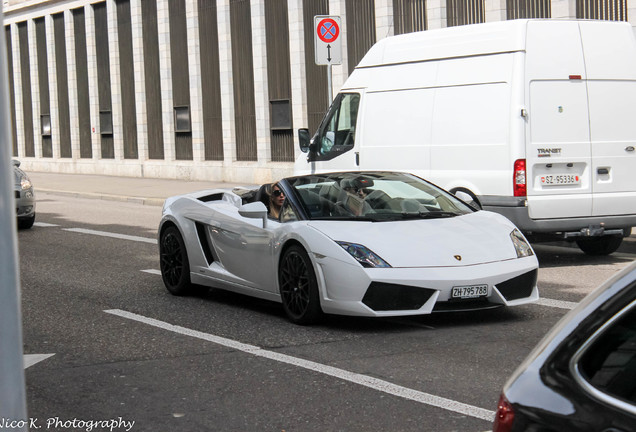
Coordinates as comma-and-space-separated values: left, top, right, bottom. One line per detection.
269, 183, 285, 219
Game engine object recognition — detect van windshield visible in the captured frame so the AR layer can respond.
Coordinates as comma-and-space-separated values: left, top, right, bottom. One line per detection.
287, 172, 473, 221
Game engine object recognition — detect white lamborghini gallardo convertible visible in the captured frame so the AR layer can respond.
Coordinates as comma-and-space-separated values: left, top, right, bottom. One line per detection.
158, 171, 539, 324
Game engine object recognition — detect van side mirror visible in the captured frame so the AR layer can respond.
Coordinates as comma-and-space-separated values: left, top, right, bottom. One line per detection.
298, 128, 311, 153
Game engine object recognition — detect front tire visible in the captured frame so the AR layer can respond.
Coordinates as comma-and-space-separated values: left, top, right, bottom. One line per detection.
18, 213, 35, 229
576, 236, 623, 256
159, 225, 193, 295
279, 245, 322, 325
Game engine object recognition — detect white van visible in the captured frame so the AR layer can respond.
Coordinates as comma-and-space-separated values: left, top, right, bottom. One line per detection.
296, 19, 636, 255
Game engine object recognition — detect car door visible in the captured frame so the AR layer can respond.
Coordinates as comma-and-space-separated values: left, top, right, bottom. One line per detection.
526, 79, 593, 219
579, 21, 636, 217
587, 80, 636, 217
208, 212, 278, 292
306, 92, 362, 173
525, 20, 593, 220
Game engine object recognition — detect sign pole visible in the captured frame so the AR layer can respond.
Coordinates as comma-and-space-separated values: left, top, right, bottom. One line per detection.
327, 64, 333, 103
314, 15, 342, 104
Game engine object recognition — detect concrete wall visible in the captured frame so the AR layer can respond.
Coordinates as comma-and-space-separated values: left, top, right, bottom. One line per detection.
4, 0, 635, 182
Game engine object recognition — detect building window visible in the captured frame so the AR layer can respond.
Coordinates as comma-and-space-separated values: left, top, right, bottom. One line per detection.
577, 0, 627, 20
393, 0, 427, 35
447, 0, 485, 27
507, 0, 551, 19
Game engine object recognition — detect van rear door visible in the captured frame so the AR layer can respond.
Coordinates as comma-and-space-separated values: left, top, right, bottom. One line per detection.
525, 21, 592, 220
579, 21, 636, 217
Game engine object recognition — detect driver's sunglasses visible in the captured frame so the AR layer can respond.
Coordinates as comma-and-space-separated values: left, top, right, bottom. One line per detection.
272, 189, 284, 197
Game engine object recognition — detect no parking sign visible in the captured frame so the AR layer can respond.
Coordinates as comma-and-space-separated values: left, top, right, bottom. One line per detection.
314, 16, 342, 65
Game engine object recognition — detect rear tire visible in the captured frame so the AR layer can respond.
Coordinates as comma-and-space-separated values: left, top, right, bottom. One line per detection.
576, 236, 623, 256
279, 245, 322, 325
159, 225, 193, 295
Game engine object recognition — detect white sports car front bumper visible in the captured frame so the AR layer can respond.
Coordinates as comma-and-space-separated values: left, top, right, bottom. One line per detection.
313, 255, 539, 317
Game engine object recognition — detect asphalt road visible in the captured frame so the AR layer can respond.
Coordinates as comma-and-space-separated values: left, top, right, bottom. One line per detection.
17, 193, 636, 432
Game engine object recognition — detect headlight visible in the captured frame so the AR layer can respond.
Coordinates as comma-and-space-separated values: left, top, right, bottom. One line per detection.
510, 229, 534, 258
20, 175, 32, 190
336, 241, 391, 268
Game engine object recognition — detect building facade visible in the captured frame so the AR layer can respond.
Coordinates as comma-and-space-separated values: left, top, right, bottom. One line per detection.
3, 0, 636, 183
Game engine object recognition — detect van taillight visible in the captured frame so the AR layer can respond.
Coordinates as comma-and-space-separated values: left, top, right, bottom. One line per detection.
513, 159, 526, 197
493, 394, 515, 432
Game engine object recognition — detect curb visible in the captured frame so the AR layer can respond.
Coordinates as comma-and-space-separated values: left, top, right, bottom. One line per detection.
38, 189, 166, 207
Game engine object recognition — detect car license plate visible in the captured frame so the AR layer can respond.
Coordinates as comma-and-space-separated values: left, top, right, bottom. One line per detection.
451, 284, 488, 299
540, 174, 580, 186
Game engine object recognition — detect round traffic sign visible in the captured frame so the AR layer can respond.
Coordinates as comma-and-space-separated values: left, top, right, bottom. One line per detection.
317, 18, 339, 43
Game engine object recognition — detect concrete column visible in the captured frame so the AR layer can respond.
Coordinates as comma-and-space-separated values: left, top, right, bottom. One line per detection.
186, 0, 204, 163
427, 0, 447, 30
485, 0, 507, 22
28, 19, 41, 158
288, 0, 307, 159
10, 23, 25, 158
552, 0, 577, 18
330, 0, 348, 93
84, 5, 101, 161
251, 0, 271, 164
107, 0, 123, 160
130, 0, 148, 163
65, 9, 80, 160
157, 0, 175, 161
217, 0, 236, 164
375, 0, 394, 39
45, 15, 60, 159
628, 1, 636, 35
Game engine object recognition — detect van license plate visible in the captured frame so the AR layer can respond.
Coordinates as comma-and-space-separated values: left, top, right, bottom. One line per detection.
541, 174, 580, 186
451, 285, 488, 299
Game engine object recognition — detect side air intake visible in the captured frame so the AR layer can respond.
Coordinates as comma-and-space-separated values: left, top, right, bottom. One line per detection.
495, 269, 538, 301
363, 282, 435, 311
195, 222, 215, 265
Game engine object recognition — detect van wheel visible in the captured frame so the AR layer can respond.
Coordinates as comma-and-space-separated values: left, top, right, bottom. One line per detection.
576, 236, 623, 256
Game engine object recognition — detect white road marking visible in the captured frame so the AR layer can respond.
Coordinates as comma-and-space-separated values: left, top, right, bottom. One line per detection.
104, 308, 495, 422
64, 228, 157, 244
34, 222, 60, 227
535, 297, 577, 310
141, 269, 161, 275
24, 354, 55, 369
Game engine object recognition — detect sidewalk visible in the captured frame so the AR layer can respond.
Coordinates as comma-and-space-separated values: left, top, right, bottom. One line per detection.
29, 171, 254, 206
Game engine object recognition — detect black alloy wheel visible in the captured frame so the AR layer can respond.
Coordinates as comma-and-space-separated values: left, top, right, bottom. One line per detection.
279, 245, 322, 325
159, 225, 193, 295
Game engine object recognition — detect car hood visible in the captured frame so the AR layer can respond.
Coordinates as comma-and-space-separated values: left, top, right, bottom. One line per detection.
307, 211, 520, 267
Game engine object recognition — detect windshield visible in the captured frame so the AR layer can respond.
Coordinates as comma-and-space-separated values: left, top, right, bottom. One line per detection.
287, 172, 474, 221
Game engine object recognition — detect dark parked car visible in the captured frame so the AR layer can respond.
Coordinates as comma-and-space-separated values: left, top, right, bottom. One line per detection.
494, 260, 636, 432
13, 159, 35, 229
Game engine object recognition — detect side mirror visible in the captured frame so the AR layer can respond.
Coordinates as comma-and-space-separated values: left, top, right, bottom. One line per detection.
298, 128, 311, 153
12, 160, 20, 167
238, 201, 268, 228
